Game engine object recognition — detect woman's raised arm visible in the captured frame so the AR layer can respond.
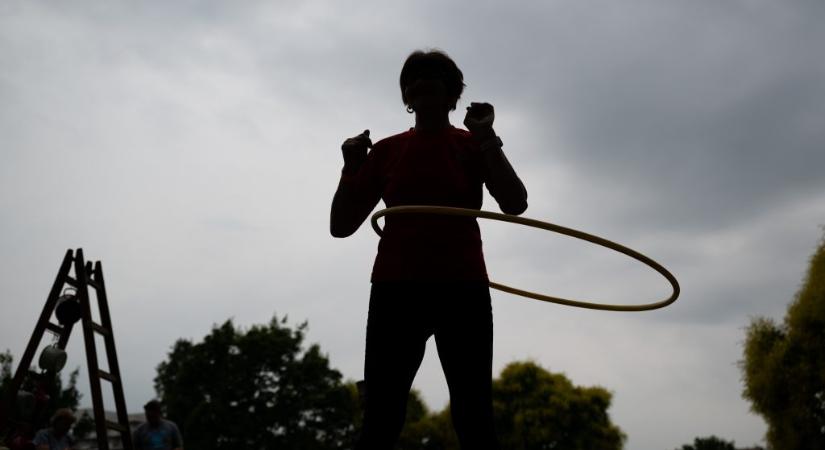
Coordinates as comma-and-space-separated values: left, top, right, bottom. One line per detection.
330, 130, 382, 237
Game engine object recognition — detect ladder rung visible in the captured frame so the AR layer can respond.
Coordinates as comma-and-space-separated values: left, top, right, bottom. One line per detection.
89, 322, 110, 336
98, 369, 118, 383
105, 420, 128, 433
86, 277, 101, 290
66, 274, 101, 290
45, 322, 64, 334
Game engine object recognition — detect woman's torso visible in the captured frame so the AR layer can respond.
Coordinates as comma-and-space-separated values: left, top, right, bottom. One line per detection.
371, 126, 488, 281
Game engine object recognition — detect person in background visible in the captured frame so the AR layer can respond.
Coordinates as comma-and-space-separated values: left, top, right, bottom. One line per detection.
132, 400, 182, 450
33, 408, 76, 450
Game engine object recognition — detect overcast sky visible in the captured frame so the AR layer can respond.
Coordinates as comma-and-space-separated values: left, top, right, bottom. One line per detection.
2, 1, 824, 449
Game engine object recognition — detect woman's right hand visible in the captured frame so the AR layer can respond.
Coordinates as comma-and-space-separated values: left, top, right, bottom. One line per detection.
341, 129, 373, 173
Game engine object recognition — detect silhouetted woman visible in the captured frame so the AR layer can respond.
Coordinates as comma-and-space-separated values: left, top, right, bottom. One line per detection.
330, 49, 527, 450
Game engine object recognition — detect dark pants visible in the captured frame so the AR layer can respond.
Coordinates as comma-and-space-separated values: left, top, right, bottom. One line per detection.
355, 281, 500, 450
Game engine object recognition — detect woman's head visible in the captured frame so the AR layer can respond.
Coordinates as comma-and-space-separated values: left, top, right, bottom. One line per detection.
50, 408, 76, 434
400, 49, 465, 113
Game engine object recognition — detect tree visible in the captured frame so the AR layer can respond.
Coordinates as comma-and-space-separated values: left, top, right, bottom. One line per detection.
492, 361, 625, 450
677, 435, 736, 450
1, 349, 83, 446
342, 378, 457, 450
394, 390, 457, 450
0, 349, 82, 415
0, 352, 11, 391
397, 360, 626, 450
154, 316, 357, 450
741, 236, 825, 448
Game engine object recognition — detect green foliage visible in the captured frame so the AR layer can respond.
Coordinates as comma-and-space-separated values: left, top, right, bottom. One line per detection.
1, 349, 82, 429
396, 390, 465, 450
0, 352, 12, 386
154, 316, 357, 450
340, 381, 452, 450
741, 237, 825, 449
382, 361, 625, 450
492, 361, 625, 450
48, 367, 81, 414
677, 435, 736, 450
72, 410, 95, 440
0, 350, 82, 411
152, 317, 624, 449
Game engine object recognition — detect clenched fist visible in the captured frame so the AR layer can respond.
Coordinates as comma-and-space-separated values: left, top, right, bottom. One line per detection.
341, 129, 373, 173
463, 102, 495, 135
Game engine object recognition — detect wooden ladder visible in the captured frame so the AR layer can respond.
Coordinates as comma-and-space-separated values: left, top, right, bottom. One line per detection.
1, 249, 133, 450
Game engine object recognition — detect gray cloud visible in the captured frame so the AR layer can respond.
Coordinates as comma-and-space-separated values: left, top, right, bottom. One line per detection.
3, 1, 822, 449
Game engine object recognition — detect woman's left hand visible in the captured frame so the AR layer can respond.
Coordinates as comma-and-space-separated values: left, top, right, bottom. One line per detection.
464, 102, 495, 133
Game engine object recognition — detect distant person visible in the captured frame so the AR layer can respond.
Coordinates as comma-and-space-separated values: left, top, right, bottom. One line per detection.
132, 400, 183, 450
33, 408, 76, 450
331, 49, 527, 449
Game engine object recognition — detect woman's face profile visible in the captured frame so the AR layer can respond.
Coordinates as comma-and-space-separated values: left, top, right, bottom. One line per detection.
405, 68, 450, 113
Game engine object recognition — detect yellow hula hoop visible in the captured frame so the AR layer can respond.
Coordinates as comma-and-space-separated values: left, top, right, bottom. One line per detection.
370, 205, 680, 312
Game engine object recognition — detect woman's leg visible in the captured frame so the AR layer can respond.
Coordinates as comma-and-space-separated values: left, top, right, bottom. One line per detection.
356, 282, 432, 450
434, 282, 500, 450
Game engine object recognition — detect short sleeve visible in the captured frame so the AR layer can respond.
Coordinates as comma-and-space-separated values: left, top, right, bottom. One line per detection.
171, 422, 183, 446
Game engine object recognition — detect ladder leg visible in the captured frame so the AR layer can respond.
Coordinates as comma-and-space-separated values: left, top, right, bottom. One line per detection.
92, 260, 134, 450
75, 249, 109, 450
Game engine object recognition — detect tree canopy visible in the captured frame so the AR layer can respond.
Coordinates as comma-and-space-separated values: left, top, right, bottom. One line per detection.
385, 361, 625, 450
1, 350, 82, 415
154, 316, 356, 450
741, 236, 825, 448
1, 350, 82, 437
153, 318, 626, 449
676, 435, 736, 450
492, 361, 625, 450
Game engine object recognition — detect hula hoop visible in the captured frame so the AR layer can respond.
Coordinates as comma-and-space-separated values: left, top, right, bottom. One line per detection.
370, 205, 680, 312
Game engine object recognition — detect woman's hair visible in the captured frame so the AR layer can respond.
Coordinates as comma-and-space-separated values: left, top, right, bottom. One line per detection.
399, 49, 466, 111
51, 408, 76, 426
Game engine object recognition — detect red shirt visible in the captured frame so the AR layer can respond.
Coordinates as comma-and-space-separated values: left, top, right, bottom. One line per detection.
340, 126, 489, 281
